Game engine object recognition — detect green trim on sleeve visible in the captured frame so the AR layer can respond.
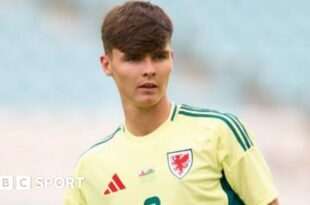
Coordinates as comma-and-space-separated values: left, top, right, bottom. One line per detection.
232, 114, 254, 146
88, 126, 122, 150
225, 113, 253, 148
179, 110, 247, 151
179, 104, 253, 151
180, 104, 219, 113
220, 171, 245, 205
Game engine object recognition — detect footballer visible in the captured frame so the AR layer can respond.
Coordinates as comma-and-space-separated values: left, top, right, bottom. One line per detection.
63, 1, 279, 204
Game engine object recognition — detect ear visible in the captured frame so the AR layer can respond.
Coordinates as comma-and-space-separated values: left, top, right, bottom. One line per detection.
100, 54, 113, 76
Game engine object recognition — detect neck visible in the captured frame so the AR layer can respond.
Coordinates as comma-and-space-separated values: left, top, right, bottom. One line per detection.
122, 97, 171, 136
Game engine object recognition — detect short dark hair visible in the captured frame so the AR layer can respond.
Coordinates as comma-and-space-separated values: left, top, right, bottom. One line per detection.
101, 1, 173, 55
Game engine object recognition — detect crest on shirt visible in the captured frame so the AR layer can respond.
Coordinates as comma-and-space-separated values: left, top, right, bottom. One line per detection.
167, 149, 193, 179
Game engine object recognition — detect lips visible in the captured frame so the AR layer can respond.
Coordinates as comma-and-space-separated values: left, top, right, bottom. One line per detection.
138, 83, 158, 89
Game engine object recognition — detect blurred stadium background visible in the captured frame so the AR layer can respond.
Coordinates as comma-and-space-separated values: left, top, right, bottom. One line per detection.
1, 0, 309, 204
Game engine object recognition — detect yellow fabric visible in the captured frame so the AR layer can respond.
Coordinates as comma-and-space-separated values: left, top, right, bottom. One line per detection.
63, 104, 277, 205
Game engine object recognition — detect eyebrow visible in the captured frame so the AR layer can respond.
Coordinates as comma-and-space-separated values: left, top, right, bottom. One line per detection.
151, 50, 170, 56
120, 53, 142, 61
121, 50, 170, 60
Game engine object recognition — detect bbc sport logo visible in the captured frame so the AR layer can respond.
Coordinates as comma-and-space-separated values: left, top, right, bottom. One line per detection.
0, 176, 84, 190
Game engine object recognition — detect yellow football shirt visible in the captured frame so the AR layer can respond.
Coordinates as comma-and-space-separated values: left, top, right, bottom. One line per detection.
63, 103, 278, 205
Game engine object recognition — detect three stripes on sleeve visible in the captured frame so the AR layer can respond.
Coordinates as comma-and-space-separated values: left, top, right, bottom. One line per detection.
178, 104, 253, 151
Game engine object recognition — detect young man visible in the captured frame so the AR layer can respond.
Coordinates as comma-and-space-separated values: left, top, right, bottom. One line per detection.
64, 1, 278, 204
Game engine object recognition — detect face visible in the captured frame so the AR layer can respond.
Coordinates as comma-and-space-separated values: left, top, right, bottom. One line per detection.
100, 43, 173, 108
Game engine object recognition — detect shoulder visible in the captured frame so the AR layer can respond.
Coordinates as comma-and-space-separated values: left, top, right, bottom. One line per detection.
88, 126, 122, 150
175, 104, 237, 131
175, 104, 253, 151
78, 126, 123, 162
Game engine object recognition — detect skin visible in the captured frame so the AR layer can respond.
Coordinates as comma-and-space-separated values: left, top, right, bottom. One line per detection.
269, 199, 279, 205
100, 42, 279, 204
100, 43, 174, 136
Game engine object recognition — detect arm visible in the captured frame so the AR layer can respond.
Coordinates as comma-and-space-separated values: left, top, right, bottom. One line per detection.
269, 198, 279, 205
63, 160, 87, 205
218, 115, 279, 205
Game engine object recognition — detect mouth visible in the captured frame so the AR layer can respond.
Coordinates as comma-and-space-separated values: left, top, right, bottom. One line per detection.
138, 83, 158, 89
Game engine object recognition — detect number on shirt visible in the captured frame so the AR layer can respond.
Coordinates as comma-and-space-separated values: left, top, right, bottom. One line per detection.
144, 196, 160, 205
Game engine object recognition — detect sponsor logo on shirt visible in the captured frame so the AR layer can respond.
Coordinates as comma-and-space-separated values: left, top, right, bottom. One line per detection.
138, 168, 155, 183
167, 149, 193, 179
103, 174, 126, 195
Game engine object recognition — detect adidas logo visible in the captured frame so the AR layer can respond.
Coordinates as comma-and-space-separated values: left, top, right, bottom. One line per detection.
103, 174, 126, 195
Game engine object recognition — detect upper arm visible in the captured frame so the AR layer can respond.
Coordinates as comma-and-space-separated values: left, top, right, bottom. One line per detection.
63, 159, 87, 205
217, 115, 278, 205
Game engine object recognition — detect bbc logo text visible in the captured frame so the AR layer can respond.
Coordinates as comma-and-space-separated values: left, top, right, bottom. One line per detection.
0, 176, 84, 190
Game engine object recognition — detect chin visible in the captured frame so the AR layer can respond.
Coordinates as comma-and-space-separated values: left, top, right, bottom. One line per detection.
135, 96, 161, 108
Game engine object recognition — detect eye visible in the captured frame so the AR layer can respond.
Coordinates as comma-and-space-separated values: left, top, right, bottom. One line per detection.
153, 54, 167, 62
125, 55, 142, 62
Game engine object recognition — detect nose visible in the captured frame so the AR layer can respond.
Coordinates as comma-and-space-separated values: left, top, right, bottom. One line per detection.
142, 58, 156, 78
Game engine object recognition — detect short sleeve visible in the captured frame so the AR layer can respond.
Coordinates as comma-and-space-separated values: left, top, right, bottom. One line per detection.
63, 159, 87, 205
218, 115, 278, 205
